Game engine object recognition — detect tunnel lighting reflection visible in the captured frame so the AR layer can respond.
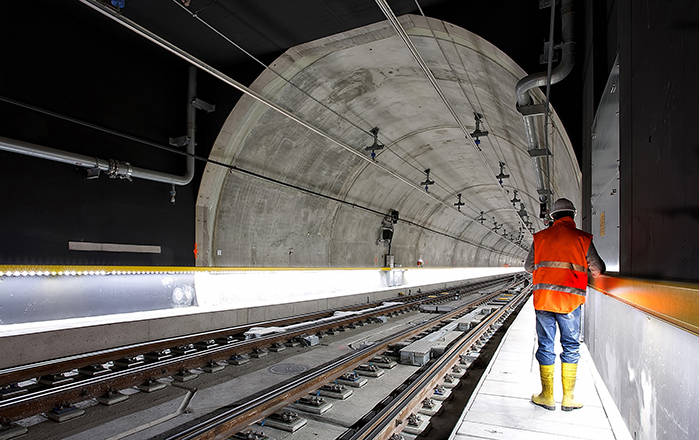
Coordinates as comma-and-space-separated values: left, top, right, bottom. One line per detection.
0, 266, 523, 329
0, 269, 351, 277
0, 269, 199, 277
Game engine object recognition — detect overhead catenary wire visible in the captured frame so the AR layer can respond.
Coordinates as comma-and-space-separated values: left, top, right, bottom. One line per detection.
165, 0, 528, 249
167, 0, 469, 208
0, 95, 172, 154
411, 0, 534, 236
173, 0, 529, 248
376, 0, 530, 245
78, 0, 439, 201
78, 0, 527, 252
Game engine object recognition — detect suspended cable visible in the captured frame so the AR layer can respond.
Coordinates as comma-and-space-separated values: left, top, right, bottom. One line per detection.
0, 94, 522, 258
169, 0, 526, 248
168, 0, 466, 205
543, 0, 557, 204
170, 0, 530, 244
376, 0, 529, 247
0, 95, 169, 152
77, 0, 527, 252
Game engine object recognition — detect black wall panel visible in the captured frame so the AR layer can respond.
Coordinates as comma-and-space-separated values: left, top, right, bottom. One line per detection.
0, 1, 195, 265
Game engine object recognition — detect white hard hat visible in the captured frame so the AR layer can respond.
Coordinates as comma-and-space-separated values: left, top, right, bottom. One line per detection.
550, 198, 576, 215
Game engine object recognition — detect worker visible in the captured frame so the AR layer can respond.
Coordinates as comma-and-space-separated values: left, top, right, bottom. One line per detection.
524, 198, 605, 411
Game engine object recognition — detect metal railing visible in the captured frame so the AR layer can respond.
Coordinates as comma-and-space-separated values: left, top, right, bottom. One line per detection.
589, 274, 699, 336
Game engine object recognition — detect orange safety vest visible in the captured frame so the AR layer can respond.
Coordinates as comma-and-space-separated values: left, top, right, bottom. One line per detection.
532, 217, 592, 313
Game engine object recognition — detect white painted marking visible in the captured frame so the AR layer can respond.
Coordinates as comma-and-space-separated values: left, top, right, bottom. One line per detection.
68, 241, 161, 254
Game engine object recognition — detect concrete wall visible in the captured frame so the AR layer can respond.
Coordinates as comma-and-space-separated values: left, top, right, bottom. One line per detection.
197, 15, 582, 270
585, 287, 699, 440
582, 4, 699, 440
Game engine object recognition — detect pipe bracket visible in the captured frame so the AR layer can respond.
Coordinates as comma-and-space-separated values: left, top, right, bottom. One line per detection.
517, 103, 547, 117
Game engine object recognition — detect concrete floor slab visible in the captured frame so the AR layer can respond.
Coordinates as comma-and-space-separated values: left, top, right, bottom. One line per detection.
256, 417, 350, 440
317, 363, 421, 427
452, 297, 629, 440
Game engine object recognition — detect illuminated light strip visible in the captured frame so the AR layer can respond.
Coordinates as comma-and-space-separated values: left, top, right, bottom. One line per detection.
0, 265, 518, 278
590, 275, 699, 337
0, 265, 419, 277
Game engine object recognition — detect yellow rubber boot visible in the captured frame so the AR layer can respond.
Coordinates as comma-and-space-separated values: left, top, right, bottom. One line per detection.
531, 364, 556, 410
561, 362, 583, 411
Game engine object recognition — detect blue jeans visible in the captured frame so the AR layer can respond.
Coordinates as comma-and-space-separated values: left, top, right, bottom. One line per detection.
535, 306, 581, 365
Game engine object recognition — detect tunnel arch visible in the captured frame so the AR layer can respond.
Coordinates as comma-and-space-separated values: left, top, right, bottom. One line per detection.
196, 15, 580, 268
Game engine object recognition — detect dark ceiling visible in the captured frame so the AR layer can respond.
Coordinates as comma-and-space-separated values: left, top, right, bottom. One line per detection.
58, 0, 583, 158
0, 0, 585, 266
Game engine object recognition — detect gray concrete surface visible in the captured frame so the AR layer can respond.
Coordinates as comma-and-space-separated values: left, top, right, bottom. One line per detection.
196, 14, 581, 269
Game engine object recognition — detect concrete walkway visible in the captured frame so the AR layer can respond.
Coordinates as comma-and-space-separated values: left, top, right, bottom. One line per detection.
450, 297, 631, 440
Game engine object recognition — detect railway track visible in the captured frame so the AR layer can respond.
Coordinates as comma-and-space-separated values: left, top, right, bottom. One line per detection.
151, 275, 530, 440
343, 280, 531, 440
0, 274, 518, 429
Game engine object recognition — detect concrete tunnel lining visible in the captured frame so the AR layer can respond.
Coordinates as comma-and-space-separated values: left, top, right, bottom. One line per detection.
196, 14, 581, 268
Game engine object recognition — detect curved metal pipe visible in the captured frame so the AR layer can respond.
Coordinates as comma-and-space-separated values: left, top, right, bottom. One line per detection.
516, 0, 576, 106
0, 135, 193, 184
183, 65, 197, 185
0, 67, 200, 186
516, 0, 575, 204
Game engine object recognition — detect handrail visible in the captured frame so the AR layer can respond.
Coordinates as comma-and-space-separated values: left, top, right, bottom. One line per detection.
589, 274, 699, 336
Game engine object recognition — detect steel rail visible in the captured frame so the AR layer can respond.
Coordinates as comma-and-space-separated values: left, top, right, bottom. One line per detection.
154, 276, 526, 440
0, 276, 515, 421
0, 297, 401, 385
0, 276, 505, 386
347, 281, 531, 440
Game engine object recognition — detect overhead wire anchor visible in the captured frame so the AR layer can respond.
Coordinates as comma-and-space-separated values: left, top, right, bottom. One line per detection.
454, 193, 465, 212
492, 219, 502, 232
511, 189, 521, 207
420, 169, 435, 193
364, 127, 384, 161
495, 161, 510, 185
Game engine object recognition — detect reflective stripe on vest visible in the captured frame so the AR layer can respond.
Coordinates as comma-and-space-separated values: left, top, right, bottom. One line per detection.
534, 261, 587, 272
532, 282, 587, 297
